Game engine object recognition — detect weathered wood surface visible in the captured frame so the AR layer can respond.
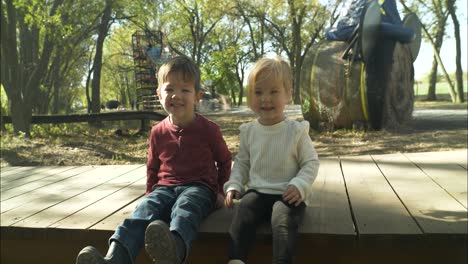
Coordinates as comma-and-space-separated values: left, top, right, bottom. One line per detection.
1, 150, 466, 264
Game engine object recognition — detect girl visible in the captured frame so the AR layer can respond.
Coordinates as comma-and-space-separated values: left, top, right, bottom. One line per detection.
224, 56, 319, 264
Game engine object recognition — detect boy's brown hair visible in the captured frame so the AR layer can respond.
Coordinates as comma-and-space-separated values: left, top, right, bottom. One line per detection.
157, 56, 201, 92
246, 55, 293, 108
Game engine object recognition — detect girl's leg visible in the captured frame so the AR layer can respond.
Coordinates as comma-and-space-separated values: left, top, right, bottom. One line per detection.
228, 191, 272, 262
271, 201, 305, 264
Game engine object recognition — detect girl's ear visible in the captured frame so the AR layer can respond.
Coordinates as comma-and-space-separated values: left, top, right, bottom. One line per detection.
156, 88, 162, 100
287, 88, 293, 104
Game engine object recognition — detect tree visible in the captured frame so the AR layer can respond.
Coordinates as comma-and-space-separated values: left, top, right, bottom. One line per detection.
160, 0, 225, 66
400, 0, 458, 102
89, 0, 114, 113
101, 26, 136, 107
445, 0, 464, 102
1, 0, 64, 136
238, 0, 337, 104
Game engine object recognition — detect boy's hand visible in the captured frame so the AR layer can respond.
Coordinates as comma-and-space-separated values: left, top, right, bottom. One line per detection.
224, 190, 240, 209
282, 185, 302, 206
215, 193, 225, 209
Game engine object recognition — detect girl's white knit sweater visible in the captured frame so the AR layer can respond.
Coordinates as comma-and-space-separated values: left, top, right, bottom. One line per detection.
224, 118, 320, 201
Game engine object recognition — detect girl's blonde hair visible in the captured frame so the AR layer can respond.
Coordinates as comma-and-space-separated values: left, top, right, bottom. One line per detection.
246, 56, 293, 108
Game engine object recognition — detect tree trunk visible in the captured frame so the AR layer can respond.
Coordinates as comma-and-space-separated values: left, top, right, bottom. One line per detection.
426, 13, 447, 101
446, 0, 464, 103
1, 0, 62, 136
90, 0, 113, 113
427, 58, 439, 101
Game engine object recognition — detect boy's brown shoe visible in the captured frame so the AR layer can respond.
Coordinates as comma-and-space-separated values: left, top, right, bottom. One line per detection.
76, 246, 107, 264
76, 242, 130, 264
145, 220, 179, 264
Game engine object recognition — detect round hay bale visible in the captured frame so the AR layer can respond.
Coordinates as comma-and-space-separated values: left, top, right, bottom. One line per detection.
300, 38, 414, 130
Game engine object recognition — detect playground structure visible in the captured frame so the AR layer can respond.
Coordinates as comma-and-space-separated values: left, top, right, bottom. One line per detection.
131, 30, 171, 111
301, 0, 421, 130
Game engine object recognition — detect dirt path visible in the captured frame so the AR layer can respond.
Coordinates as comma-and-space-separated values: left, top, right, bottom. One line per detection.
206, 105, 468, 131
411, 109, 467, 130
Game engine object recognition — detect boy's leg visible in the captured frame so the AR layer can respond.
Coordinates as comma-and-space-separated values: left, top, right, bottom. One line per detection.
109, 186, 177, 262
271, 200, 306, 264
145, 184, 216, 263
228, 191, 273, 262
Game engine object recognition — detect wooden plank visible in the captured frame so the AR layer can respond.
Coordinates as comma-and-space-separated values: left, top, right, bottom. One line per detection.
1, 166, 80, 194
0, 165, 140, 225
1, 166, 93, 201
0, 166, 21, 172
373, 153, 468, 235
0, 166, 96, 212
199, 158, 356, 235
91, 198, 142, 231
340, 155, 421, 235
404, 151, 467, 209
302, 157, 355, 234
51, 177, 146, 229
447, 149, 467, 169
0, 166, 52, 182
13, 166, 146, 228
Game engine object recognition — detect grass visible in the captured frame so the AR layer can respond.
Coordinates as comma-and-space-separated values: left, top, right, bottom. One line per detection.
1, 98, 466, 167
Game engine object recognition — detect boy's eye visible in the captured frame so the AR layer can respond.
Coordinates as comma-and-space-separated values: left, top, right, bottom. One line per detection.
271, 90, 278, 94
182, 89, 191, 93
255, 90, 262, 95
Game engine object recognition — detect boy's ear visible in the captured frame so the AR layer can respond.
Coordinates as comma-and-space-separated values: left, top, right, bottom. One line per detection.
194, 90, 203, 102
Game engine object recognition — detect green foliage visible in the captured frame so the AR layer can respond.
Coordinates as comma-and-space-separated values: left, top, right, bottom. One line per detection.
101, 25, 137, 106
1, 85, 8, 116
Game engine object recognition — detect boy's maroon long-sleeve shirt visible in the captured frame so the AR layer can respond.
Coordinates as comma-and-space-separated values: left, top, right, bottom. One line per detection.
146, 114, 232, 196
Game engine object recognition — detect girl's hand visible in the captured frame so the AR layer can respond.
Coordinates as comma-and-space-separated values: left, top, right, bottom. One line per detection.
224, 190, 241, 209
282, 185, 302, 206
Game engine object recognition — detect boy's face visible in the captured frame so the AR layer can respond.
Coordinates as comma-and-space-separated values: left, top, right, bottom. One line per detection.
157, 72, 202, 127
250, 72, 290, 126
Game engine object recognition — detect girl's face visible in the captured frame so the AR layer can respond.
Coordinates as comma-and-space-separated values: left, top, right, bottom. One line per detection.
157, 72, 202, 127
250, 72, 290, 126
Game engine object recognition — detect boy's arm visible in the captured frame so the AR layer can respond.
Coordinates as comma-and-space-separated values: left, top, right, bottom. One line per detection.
146, 131, 160, 194
211, 126, 232, 196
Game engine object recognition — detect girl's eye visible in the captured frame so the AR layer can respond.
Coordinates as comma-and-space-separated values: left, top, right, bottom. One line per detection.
271, 90, 278, 94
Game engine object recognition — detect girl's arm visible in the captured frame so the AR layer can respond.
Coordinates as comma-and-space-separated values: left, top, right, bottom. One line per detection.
288, 122, 320, 200
223, 124, 250, 194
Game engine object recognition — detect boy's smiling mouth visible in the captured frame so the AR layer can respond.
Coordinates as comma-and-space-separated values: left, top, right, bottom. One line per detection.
260, 106, 274, 111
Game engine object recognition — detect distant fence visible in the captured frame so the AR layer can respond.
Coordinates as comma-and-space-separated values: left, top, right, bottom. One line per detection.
1, 111, 166, 132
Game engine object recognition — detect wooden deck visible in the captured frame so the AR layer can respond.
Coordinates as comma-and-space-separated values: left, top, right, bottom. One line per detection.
1, 150, 467, 264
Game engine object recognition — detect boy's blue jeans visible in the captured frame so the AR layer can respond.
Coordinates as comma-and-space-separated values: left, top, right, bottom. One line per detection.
110, 184, 216, 263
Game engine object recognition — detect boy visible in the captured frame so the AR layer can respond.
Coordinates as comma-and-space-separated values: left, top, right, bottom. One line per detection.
76, 56, 232, 264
